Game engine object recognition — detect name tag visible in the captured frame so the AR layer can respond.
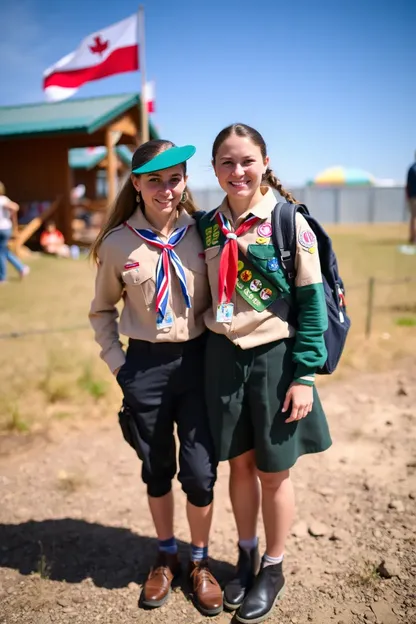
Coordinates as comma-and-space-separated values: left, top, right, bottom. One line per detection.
156, 309, 174, 329
216, 303, 234, 323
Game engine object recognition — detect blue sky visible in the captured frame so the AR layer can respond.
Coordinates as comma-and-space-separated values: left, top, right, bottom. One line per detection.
0, 0, 414, 188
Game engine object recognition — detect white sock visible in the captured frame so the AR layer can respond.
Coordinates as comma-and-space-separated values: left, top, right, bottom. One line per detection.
238, 537, 258, 552
262, 553, 284, 568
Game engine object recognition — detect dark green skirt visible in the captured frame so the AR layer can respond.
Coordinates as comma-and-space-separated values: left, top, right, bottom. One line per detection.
205, 331, 332, 472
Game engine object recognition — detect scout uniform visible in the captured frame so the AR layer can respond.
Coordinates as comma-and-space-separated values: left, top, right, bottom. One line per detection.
199, 186, 332, 472
89, 158, 216, 508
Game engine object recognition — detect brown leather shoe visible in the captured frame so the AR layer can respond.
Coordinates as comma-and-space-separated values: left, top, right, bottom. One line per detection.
189, 559, 223, 616
140, 551, 181, 608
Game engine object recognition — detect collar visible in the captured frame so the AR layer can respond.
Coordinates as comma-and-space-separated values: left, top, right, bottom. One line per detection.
213, 186, 276, 225
127, 207, 195, 238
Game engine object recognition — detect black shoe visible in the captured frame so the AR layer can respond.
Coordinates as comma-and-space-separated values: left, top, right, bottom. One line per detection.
235, 561, 285, 623
223, 544, 260, 611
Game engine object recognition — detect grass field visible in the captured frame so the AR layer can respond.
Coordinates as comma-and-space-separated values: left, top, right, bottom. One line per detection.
0, 223, 415, 434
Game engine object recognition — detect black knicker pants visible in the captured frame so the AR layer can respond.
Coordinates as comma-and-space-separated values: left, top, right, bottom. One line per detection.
116, 333, 217, 507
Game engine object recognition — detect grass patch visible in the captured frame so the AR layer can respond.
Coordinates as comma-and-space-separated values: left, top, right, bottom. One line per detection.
53, 411, 73, 420
37, 351, 76, 404
5, 404, 30, 433
77, 362, 108, 400
0, 225, 415, 430
36, 541, 51, 580
38, 374, 73, 404
395, 316, 416, 327
349, 560, 381, 587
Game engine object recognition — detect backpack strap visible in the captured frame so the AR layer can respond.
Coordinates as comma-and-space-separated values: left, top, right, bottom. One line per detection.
271, 202, 298, 286
265, 202, 298, 325
192, 209, 207, 225
267, 294, 295, 325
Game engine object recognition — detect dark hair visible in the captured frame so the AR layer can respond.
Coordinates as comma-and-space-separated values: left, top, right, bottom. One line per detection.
212, 123, 298, 204
90, 139, 198, 262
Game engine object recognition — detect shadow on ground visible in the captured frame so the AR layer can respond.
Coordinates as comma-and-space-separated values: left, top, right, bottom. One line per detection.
0, 518, 234, 590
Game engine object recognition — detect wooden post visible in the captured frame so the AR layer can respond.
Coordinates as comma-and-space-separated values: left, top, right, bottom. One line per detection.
365, 277, 375, 338
106, 128, 117, 205
138, 5, 149, 144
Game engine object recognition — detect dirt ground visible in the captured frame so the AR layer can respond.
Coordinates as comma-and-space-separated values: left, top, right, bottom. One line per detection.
0, 362, 415, 624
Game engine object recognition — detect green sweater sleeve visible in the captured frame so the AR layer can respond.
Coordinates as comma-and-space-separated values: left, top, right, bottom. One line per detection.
292, 214, 328, 386
292, 283, 328, 386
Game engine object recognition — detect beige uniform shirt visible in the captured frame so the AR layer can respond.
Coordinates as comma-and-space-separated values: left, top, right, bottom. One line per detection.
203, 187, 323, 348
89, 209, 210, 373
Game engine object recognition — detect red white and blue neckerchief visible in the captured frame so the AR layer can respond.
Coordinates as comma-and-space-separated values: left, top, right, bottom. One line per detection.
215, 212, 260, 303
124, 222, 191, 319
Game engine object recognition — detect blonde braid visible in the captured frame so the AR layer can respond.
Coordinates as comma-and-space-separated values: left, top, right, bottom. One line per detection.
264, 168, 298, 204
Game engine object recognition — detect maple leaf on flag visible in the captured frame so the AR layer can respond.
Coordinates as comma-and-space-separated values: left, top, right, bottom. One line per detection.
89, 35, 109, 56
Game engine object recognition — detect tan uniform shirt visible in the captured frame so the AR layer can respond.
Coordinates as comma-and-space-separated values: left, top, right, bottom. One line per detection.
89, 209, 210, 373
203, 187, 323, 349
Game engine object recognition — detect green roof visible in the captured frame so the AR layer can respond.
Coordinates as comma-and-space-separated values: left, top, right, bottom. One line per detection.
116, 145, 133, 166
0, 93, 158, 139
69, 145, 133, 170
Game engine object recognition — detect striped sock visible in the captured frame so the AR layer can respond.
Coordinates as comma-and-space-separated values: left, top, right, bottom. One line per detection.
158, 536, 178, 555
191, 544, 208, 561
262, 553, 284, 568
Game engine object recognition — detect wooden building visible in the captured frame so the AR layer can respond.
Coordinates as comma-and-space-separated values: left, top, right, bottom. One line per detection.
0, 93, 158, 246
69, 145, 133, 200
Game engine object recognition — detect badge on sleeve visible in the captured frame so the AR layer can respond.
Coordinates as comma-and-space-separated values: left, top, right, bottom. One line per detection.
156, 309, 174, 329
216, 303, 234, 323
298, 230, 317, 254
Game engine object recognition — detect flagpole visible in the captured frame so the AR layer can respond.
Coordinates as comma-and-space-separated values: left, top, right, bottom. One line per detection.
138, 5, 149, 144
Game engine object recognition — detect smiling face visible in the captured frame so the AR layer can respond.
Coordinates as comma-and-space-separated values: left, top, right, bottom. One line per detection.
131, 164, 187, 218
212, 134, 269, 201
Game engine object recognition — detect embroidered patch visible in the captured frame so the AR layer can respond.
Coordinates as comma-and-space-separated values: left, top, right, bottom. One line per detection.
236, 250, 279, 312
267, 257, 279, 272
124, 261, 140, 269
260, 287, 273, 300
250, 279, 262, 292
256, 236, 269, 245
257, 222, 272, 238
241, 270, 252, 282
204, 223, 220, 248
298, 230, 317, 250
237, 260, 245, 271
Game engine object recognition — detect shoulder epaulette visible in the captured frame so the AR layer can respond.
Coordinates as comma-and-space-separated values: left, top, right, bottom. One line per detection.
102, 223, 125, 243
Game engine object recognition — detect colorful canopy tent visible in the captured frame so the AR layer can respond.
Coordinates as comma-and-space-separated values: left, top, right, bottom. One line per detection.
309, 166, 376, 186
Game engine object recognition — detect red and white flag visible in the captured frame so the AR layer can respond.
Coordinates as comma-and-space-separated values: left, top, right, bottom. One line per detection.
43, 14, 139, 102
144, 81, 156, 113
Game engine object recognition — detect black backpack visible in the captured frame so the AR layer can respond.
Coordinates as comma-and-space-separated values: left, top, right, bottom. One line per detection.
271, 202, 351, 375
